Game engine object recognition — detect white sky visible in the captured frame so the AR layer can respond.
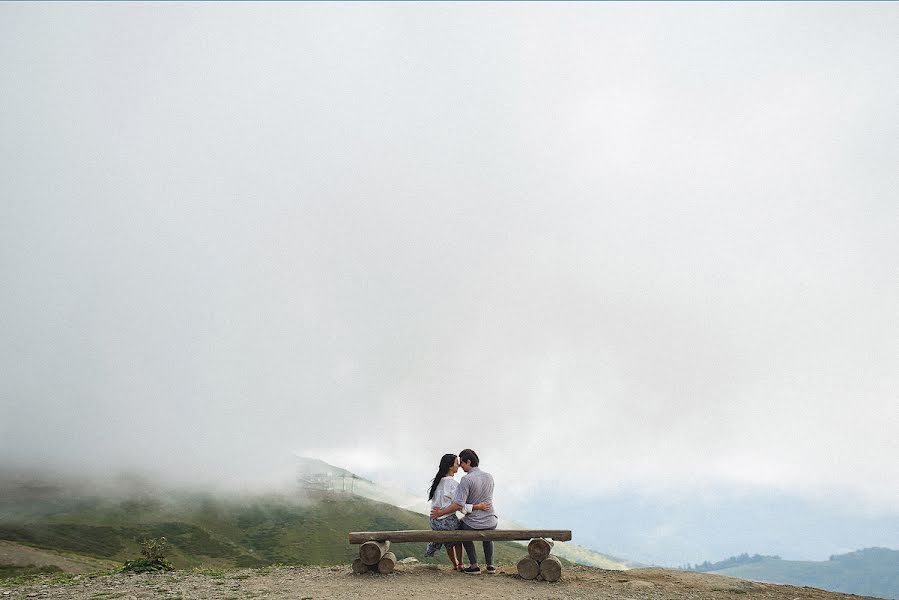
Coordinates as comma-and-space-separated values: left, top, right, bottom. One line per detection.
1, 3, 897, 520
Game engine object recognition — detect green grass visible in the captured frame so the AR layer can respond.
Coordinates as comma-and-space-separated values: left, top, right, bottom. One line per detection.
0, 566, 115, 587
193, 567, 227, 578
0, 563, 63, 578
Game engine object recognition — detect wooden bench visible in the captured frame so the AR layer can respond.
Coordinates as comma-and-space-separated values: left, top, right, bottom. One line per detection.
348, 529, 572, 581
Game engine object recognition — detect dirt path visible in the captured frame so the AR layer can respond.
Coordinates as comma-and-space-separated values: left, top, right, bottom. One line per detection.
0, 564, 885, 600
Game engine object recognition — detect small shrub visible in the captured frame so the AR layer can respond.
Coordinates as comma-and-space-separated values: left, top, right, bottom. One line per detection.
140, 536, 169, 561
122, 537, 174, 573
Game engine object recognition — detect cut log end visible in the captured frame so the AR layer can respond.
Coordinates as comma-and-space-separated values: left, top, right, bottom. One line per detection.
360, 540, 391, 565
528, 538, 553, 562
377, 551, 397, 574
516, 556, 540, 580
539, 554, 563, 582
352, 558, 368, 575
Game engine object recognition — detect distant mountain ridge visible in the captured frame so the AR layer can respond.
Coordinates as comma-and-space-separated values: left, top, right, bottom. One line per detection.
688, 548, 899, 600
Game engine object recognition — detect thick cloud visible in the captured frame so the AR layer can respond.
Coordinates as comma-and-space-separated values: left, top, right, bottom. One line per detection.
1, 2, 896, 525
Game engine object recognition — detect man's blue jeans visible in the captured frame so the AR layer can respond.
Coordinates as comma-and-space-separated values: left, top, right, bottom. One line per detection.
459, 520, 495, 567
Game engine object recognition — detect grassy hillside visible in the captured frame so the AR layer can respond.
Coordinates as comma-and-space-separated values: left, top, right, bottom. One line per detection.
0, 539, 119, 579
709, 548, 899, 600
552, 540, 635, 570
0, 480, 537, 573
494, 516, 632, 570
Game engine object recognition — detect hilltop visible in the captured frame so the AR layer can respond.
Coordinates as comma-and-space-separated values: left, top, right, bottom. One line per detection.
0, 563, 889, 600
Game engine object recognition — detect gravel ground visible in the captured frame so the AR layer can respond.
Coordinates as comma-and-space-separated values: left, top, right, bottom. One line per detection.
0, 564, 884, 600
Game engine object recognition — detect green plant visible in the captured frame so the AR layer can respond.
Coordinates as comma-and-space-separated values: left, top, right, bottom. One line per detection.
140, 536, 169, 561
122, 537, 174, 573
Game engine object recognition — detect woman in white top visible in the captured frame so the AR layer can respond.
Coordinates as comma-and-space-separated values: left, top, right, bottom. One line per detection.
425, 453, 489, 570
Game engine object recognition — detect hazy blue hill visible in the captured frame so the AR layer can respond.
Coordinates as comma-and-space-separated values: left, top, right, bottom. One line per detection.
702, 548, 899, 599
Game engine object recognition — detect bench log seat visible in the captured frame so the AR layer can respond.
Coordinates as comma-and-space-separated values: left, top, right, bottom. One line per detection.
348, 529, 572, 543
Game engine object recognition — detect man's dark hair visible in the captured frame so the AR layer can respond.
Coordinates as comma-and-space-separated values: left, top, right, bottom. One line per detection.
458, 449, 479, 467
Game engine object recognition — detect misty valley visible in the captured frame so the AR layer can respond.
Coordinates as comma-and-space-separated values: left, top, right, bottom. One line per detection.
1, 461, 896, 599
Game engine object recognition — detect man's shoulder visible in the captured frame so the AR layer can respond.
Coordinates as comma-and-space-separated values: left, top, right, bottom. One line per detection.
471, 468, 492, 480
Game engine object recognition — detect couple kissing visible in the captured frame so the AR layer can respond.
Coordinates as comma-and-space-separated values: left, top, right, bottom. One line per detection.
426, 448, 497, 574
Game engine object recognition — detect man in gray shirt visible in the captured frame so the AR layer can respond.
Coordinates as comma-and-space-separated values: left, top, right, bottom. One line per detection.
430, 448, 496, 574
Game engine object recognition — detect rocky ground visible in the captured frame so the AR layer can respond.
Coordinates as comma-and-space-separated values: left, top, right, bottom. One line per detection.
0, 564, 885, 600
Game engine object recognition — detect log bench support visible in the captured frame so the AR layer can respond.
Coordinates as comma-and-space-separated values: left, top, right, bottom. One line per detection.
518, 538, 562, 582
352, 540, 393, 574
348, 530, 571, 580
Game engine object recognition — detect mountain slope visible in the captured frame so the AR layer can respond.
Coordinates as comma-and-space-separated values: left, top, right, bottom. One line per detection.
0, 461, 632, 574
705, 548, 899, 600
0, 540, 117, 578
0, 477, 534, 571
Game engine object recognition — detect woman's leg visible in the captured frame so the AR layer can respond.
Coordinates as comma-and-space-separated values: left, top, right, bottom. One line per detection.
445, 545, 458, 567
444, 516, 464, 568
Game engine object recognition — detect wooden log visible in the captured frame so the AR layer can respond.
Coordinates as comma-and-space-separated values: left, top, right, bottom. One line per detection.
528, 538, 553, 562
377, 551, 397, 574
539, 555, 562, 582
516, 556, 539, 580
352, 558, 368, 575
349, 530, 572, 544
360, 540, 391, 565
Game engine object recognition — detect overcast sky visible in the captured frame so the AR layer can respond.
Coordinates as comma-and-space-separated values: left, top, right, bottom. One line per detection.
1, 1, 897, 556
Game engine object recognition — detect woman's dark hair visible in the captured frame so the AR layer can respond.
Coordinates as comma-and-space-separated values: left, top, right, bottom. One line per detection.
428, 454, 457, 501
459, 448, 479, 467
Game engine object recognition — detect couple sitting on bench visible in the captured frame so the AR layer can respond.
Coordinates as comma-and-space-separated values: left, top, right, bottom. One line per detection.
426, 448, 496, 575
